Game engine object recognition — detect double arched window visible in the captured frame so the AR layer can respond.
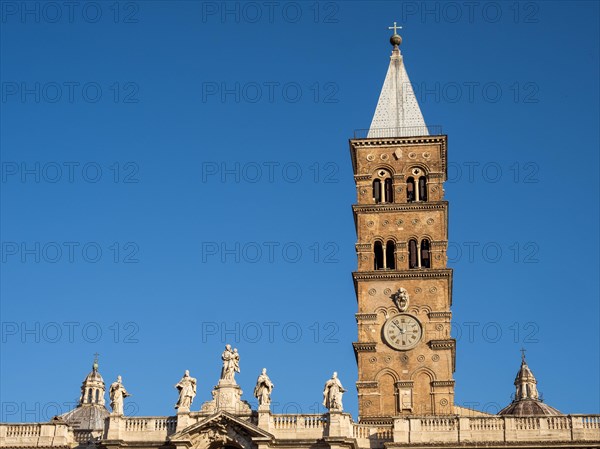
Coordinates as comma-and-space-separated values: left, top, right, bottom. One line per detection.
374, 240, 396, 270
408, 238, 431, 269
407, 168, 428, 202
373, 169, 393, 204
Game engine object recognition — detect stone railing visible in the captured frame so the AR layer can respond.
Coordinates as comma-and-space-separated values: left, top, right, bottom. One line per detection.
0, 423, 74, 447
353, 423, 393, 447
388, 415, 600, 445
268, 414, 328, 438
106, 416, 177, 441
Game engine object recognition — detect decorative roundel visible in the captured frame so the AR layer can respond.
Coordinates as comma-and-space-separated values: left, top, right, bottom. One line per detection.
408, 152, 417, 159
399, 256, 405, 262
401, 355, 409, 362
417, 355, 426, 362
411, 218, 419, 225
367, 221, 375, 227
383, 288, 392, 295
412, 167, 421, 175
382, 220, 389, 227
377, 169, 388, 177
440, 399, 449, 406
435, 324, 444, 331
435, 254, 442, 260
432, 355, 440, 362
431, 185, 439, 193
423, 152, 431, 159
363, 400, 373, 408
414, 287, 422, 294
361, 255, 368, 261
426, 218, 434, 225
380, 153, 389, 161
360, 188, 367, 195
368, 288, 377, 296
369, 356, 377, 364
429, 286, 438, 293
396, 219, 404, 226
384, 356, 392, 364
367, 154, 375, 162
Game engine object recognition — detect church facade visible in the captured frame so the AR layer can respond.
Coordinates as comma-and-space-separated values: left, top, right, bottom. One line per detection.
1, 29, 599, 449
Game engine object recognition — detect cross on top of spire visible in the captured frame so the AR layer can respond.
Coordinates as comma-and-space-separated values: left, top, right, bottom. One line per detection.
520, 348, 527, 362
388, 22, 402, 35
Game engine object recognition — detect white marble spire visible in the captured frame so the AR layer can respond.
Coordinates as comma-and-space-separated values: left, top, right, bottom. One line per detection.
368, 26, 428, 138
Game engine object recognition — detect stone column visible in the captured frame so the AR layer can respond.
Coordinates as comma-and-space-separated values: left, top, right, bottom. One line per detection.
257, 405, 271, 432
326, 411, 352, 438
392, 417, 409, 443
176, 409, 192, 432
105, 415, 123, 440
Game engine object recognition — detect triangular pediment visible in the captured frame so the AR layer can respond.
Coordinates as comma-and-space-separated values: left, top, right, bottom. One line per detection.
169, 412, 273, 448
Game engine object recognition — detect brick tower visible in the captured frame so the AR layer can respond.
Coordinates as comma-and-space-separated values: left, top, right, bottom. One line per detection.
350, 26, 455, 422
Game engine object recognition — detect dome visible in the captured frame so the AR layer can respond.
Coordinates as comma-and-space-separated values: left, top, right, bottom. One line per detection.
498, 398, 562, 416
84, 369, 104, 384
59, 404, 110, 431
498, 352, 562, 417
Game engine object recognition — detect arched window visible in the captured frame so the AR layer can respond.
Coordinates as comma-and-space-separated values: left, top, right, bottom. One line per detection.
87, 388, 93, 403
408, 168, 428, 202
95, 389, 100, 403
409, 238, 432, 269
373, 179, 381, 204
385, 178, 394, 203
373, 169, 393, 203
406, 177, 415, 203
421, 239, 431, 268
386, 240, 396, 269
418, 177, 427, 202
374, 241, 384, 270
409, 239, 418, 269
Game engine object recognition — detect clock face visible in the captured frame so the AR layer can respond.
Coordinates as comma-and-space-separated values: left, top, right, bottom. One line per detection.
383, 314, 423, 350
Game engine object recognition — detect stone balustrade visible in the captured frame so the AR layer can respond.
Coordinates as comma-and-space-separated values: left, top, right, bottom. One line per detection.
0, 423, 74, 447
105, 416, 177, 441
268, 414, 328, 438
1, 414, 598, 447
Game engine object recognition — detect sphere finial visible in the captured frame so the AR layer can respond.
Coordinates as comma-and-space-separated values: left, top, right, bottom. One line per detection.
93, 352, 99, 372
388, 22, 403, 48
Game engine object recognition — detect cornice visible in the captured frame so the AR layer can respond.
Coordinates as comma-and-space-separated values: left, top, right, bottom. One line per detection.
350, 136, 447, 148
352, 202, 448, 214
428, 312, 452, 321
355, 313, 378, 322
429, 339, 456, 351
353, 342, 377, 352
353, 269, 452, 281
356, 381, 379, 389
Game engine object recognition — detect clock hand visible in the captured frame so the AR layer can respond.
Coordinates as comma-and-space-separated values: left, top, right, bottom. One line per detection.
394, 322, 405, 334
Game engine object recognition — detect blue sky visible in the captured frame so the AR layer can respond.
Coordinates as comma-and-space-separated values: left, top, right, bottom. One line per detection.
1, 1, 598, 421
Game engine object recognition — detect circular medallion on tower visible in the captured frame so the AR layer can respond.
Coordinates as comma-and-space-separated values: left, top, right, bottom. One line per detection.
382, 314, 423, 351
367, 154, 375, 162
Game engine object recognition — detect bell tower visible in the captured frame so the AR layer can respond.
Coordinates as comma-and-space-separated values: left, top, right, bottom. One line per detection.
351, 26, 455, 421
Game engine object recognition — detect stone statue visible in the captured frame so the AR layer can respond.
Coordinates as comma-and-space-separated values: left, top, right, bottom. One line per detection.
220, 344, 240, 382
175, 370, 197, 410
391, 287, 409, 312
109, 375, 130, 415
323, 372, 346, 411
253, 368, 274, 406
